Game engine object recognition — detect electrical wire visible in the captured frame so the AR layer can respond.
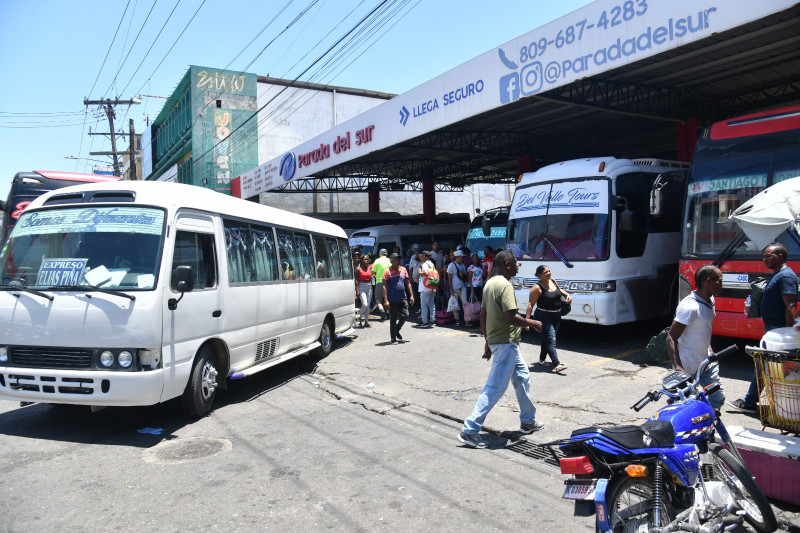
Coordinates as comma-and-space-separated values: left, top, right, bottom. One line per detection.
116, 0, 182, 98
87, 0, 132, 98
103, 0, 160, 99
130, 0, 207, 98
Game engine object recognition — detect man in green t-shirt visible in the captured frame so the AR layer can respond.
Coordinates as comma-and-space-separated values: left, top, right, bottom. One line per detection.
371, 249, 391, 321
458, 250, 545, 449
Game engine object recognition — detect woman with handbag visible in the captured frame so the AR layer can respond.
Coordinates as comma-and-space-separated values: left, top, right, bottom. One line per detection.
525, 264, 572, 373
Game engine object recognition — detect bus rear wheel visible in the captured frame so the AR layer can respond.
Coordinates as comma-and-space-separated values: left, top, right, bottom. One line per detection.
181, 346, 219, 416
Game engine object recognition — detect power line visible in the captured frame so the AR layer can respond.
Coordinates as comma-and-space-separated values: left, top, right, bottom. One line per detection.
131, 0, 207, 97
117, 0, 182, 97
190, 0, 390, 172
104, 0, 160, 99
87, 0, 132, 98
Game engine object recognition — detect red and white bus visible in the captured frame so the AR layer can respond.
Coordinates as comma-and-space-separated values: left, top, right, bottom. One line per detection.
679, 105, 800, 340
1, 171, 122, 242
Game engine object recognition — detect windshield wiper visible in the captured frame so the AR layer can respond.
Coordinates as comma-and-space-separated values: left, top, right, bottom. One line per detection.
543, 236, 574, 268
712, 231, 747, 268
46, 285, 136, 301
0, 285, 55, 301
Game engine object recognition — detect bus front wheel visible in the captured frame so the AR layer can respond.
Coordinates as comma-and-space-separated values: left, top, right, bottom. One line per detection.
181, 345, 219, 416
311, 319, 334, 358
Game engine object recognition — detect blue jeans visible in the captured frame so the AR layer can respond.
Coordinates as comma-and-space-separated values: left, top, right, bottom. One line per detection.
420, 291, 435, 324
698, 362, 725, 410
534, 308, 561, 365
743, 322, 782, 405
461, 343, 537, 434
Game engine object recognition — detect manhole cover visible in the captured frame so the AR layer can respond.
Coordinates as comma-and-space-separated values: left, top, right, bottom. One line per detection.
142, 436, 232, 464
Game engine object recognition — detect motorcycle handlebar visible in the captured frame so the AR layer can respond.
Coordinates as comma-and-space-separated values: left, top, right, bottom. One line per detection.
631, 390, 657, 412
708, 344, 737, 363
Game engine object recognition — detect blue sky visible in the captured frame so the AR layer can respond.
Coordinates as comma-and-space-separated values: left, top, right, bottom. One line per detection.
0, 0, 592, 200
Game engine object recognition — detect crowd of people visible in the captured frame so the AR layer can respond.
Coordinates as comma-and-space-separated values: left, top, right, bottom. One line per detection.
351, 239, 799, 448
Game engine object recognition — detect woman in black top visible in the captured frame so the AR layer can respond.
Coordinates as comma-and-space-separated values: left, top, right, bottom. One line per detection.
525, 265, 572, 373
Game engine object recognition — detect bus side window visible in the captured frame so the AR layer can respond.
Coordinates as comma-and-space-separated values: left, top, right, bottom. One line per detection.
338, 239, 353, 278
615, 173, 650, 258
312, 234, 331, 279
172, 231, 217, 289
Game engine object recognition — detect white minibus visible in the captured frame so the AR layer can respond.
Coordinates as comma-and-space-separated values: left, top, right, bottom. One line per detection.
507, 157, 688, 325
349, 223, 468, 259
0, 181, 355, 415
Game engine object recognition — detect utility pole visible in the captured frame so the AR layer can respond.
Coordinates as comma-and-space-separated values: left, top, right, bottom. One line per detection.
129, 119, 137, 181
83, 97, 140, 177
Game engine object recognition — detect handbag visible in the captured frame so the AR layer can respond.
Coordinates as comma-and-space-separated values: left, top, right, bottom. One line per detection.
463, 292, 481, 323
748, 276, 768, 318
556, 281, 571, 316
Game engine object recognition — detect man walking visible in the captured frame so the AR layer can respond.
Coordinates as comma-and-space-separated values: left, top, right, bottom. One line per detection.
458, 250, 544, 448
383, 253, 415, 343
666, 265, 725, 409
730, 244, 798, 411
448, 250, 469, 325
372, 249, 391, 321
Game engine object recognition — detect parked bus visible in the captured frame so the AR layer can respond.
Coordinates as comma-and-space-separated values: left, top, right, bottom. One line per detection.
465, 206, 509, 258
0, 181, 355, 415
1, 171, 123, 243
680, 105, 800, 340
349, 223, 468, 260
506, 157, 688, 325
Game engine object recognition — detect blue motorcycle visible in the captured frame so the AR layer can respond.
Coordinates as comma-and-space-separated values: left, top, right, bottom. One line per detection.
548, 346, 777, 532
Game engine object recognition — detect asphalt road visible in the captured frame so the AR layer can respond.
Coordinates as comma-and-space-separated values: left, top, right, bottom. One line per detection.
0, 312, 796, 532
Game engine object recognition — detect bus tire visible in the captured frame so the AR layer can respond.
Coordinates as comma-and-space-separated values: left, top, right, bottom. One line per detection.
311, 319, 334, 358
181, 345, 220, 417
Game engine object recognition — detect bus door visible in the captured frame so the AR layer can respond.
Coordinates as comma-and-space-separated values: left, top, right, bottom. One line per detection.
162, 213, 223, 398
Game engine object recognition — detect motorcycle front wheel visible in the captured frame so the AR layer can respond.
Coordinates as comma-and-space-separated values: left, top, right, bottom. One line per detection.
709, 443, 777, 533
605, 476, 673, 532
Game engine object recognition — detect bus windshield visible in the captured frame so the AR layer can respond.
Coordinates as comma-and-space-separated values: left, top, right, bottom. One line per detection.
1, 206, 165, 290
506, 178, 610, 261
682, 149, 800, 258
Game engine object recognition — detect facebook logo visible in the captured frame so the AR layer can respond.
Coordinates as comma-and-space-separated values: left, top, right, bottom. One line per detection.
500, 72, 520, 103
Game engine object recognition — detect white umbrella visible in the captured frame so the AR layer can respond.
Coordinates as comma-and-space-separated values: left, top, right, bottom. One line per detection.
731, 176, 800, 250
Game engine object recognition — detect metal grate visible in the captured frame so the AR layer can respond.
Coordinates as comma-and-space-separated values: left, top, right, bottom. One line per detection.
10, 347, 93, 368
505, 440, 564, 468
255, 339, 279, 362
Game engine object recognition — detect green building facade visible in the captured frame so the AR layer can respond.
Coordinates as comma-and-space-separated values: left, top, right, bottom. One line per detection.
147, 66, 258, 195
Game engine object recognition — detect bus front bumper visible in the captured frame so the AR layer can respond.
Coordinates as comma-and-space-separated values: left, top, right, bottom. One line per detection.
0, 367, 165, 406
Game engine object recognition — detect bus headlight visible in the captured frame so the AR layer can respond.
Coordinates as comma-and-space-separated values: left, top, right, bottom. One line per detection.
99, 351, 115, 367
510, 277, 522, 290
568, 281, 616, 292
118, 351, 133, 368
0, 346, 7, 363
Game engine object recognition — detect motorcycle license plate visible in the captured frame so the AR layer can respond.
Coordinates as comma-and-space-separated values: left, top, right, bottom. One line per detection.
562, 480, 597, 500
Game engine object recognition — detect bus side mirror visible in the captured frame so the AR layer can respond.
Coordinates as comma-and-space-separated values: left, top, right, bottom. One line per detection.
168, 265, 194, 310
620, 211, 635, 232
482, 217, 491, 236
614, 196, 636, 232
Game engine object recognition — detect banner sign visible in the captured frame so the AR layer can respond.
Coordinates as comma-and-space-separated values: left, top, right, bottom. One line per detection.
509, 179, 609, 219
234, 0, 794, 198
13, 207, 165, 237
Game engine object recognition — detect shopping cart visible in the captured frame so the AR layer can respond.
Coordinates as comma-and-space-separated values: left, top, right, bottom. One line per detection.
745, 346, 800, 434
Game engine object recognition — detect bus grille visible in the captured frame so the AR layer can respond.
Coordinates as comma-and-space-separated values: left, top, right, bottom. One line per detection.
255, 339, 279, 362
10, 347, 94, 369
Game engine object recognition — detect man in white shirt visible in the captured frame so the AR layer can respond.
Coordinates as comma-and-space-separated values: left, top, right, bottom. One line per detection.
666, 265, 725, 409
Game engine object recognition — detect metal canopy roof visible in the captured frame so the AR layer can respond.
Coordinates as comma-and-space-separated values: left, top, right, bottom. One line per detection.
277, 6, 800, 193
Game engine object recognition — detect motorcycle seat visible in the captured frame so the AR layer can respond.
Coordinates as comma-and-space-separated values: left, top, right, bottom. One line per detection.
570, 419, 675, 449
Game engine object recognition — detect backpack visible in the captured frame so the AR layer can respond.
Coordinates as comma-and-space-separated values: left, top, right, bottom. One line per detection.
423, 267, 440, 289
